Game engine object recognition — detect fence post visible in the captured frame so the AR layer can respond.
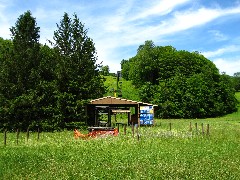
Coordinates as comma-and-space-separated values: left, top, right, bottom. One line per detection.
16, 129, 20, 145
201, 123, 204, 135
195, 123, 198, 134
136, 125, 140, 141
206, 124, 210, 136
169, 122, 172, 131
26, 127, 30, 142
117, 123, 120, 133
189, 122, 192, 131
132, 122, 134, 138
37, 127, 40, 141
4, 129, 7, 146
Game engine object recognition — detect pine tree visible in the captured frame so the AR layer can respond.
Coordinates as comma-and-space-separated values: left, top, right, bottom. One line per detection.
52, 13, 105, 128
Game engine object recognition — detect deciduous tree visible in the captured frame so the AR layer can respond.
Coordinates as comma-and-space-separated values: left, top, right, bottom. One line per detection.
122, 41, 237, 118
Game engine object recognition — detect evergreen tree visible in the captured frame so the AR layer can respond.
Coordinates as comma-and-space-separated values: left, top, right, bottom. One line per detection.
52, 13, 105, 128
0, 11, 41, 130
10, 11, 41, 94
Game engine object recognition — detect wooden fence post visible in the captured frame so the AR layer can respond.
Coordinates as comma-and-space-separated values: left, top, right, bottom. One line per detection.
16, 129, 20, 145
4, 129, 7, 146
37, 127, 40, 141
117, 123, 120, 133
136, 125, 140, 141
26, 127, 30, 142
201, 123, 204, 135
132, 122, 134, 138
195, 123, 198, 134
206, 124, 210, 136
189, 122, 192, 131
169, 122, 172, 131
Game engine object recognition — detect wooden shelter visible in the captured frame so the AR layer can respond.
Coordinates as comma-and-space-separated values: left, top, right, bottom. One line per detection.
86, 96, 157, 127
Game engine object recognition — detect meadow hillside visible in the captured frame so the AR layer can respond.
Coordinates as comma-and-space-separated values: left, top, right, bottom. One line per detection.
104, 75, 140, 101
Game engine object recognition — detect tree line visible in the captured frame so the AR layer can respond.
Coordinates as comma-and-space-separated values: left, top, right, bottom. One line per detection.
0, 11, 105, 131
0, 11, 239, 131
121, 40, 238, 118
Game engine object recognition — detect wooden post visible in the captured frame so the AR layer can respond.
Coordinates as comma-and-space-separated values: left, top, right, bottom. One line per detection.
117, 123, 120, 133
26, 127, 30, 142
124, 124, 126, 135
132, 122, 134, 138
128, 112, 131, 125
206, 124, 210, 136
169, 122, 172, 131
108, 107, 111, 127
16, 129, 20, 145
136, 125, 139, 141
189, 122, 192, 131
195, 123, 198, 134
37, 127, 40, 141
201, 123, 204, 135
4, 129, 7, 146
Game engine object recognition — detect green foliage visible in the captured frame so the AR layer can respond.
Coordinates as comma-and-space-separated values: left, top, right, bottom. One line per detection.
0, 11, 41, 131
10, 11, 41, 94
51, 12, 105, 127
235, 91, 240, 102
100, 65, 110, 76
232, 72, 240, 92
52, 12, 105, 99
0, 12, 105, 131
122, 41, 238, 118
120, 59, 130, 80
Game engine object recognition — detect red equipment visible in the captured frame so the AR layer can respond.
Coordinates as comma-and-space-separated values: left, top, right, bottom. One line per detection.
74, 128, 118, 139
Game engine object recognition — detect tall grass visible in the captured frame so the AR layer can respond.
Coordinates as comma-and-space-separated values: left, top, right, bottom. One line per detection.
1, 93, 239, 179
1, 118, 240, 179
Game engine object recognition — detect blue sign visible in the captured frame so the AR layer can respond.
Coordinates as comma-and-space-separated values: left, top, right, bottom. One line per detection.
140, 106, 154, 125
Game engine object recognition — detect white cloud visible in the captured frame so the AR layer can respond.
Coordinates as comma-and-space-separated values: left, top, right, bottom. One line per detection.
208, 30, 228, 41
0, 24, 11, 39
155, 6, 240, 36
213, 57, 240, 75
93, 4, 240, 50
130, 0, 190, 20
0, 3, 11, 39
1, 0, 240, 74
202, 45, 240, 58
89, 3, 240, 72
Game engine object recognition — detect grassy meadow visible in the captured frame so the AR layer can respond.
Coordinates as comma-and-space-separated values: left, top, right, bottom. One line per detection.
0, 93, 240, 179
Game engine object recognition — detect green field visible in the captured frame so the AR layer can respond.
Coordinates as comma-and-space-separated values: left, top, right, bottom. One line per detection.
0, 93, 240, 179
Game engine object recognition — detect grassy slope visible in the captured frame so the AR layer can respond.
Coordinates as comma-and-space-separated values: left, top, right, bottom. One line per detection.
104, 75, 140, 101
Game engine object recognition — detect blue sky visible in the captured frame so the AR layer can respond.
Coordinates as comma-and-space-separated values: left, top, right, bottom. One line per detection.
0, 0, 240, 75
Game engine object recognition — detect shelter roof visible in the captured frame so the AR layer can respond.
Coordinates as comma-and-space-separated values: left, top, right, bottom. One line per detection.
89, 96, 157, 106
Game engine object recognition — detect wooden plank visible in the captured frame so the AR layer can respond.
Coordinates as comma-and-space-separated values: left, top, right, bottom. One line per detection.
112, 110, 131, 113
88, 127, 115, 131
